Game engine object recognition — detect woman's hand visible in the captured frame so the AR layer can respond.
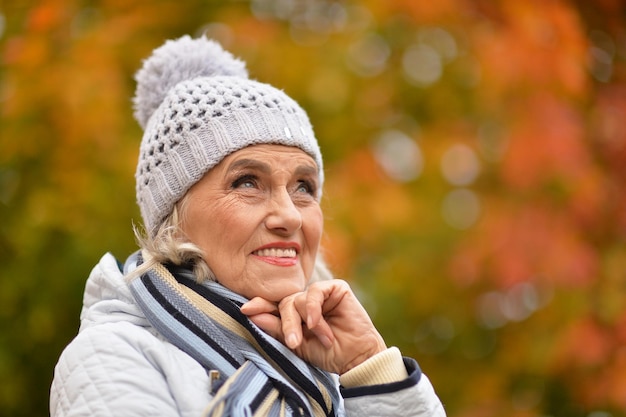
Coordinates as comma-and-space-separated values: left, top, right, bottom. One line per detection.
240, 280, 387, 375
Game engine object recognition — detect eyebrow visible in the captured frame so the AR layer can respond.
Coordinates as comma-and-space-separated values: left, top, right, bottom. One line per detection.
226, 158, 319, 178
294, 164, 318, 178
227, 159, 271, 174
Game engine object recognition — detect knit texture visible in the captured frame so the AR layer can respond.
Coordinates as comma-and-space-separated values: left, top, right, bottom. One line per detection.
339, 347, 408, 388
133, 36, 323, 235
128, 259, 340, 416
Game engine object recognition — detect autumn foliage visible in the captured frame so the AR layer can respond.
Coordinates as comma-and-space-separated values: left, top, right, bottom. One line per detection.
2, 0, 626, 416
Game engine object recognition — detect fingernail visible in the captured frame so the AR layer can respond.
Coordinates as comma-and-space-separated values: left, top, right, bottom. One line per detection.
286, 333, 298, 348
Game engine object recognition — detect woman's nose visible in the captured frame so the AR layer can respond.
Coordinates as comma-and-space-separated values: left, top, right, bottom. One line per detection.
264, 189, 302, 235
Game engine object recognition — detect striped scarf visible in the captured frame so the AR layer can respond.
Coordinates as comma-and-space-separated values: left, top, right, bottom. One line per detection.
128, 260, 340, 417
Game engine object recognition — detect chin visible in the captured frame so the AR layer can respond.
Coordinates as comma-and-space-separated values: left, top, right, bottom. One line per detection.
261, 280, 306, 302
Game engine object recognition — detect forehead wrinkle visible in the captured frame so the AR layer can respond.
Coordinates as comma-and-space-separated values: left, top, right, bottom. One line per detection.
227, 156, 318, 177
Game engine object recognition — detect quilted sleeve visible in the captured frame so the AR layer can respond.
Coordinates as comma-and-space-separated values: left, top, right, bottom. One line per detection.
341, 358, 446, 417
50, 321, 210, 417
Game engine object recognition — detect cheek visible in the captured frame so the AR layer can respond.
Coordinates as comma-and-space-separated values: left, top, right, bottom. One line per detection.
198, 202, 262, 256
183, 198, 237, 247
304, 207, 324, 248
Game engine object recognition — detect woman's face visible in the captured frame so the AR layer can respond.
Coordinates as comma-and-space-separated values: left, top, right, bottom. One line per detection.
181, 144, 323, 302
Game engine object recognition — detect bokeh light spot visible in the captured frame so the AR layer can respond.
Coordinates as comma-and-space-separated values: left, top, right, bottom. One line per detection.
372, 130, 423, 182
441, 144, 480, 186
476, 282, 552, 329
403, 43, 442, 87
347, 33, 390, 77
418, 27, 458, 63
0, 13, 6, 39
441, 188, 480, 229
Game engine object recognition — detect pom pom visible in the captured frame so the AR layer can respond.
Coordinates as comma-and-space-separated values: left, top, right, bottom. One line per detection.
133, 35, 248, 129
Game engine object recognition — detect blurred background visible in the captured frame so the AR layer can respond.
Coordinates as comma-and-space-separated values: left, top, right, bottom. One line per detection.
2, 0, 626, 416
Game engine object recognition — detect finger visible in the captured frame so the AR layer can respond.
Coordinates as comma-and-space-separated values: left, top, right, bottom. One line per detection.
302, 288, 334, 348
246, 312, 285, 341
241, 298, 284, 341
303, 286, 324, 329
305, 280, 352, 315
306, 316, 334, 349
241, 297, 279, 316
278, 296, 305, 349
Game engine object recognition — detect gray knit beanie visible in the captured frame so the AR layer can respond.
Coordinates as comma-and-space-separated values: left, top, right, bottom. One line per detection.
133, 35, 323, 236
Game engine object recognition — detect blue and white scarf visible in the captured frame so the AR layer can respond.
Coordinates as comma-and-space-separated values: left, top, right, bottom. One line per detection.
128, 258, 341, 417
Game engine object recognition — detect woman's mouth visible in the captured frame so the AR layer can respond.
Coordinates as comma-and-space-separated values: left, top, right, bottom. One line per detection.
252, 248, 297, 258
252, 246, 299, 267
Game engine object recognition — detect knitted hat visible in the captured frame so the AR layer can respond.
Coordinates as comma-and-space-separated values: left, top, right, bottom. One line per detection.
133, 36, 323, 236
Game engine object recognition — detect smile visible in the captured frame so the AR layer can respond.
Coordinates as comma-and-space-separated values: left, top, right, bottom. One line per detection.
252, 248, 297, 258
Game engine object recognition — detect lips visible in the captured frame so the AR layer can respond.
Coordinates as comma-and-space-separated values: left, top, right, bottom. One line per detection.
251, 243, 300, 266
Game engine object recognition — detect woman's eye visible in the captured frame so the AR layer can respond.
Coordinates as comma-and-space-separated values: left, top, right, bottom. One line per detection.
296, 180, 316, 195
231, 175, 257, 189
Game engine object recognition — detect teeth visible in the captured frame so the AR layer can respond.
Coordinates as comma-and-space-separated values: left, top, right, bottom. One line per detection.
254, 248, 297, 258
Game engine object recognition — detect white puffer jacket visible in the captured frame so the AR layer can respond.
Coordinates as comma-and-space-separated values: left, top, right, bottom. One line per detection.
50, 253, 446, 416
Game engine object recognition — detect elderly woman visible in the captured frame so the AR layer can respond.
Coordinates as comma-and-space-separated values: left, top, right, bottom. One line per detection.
50, 36, 445, 416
